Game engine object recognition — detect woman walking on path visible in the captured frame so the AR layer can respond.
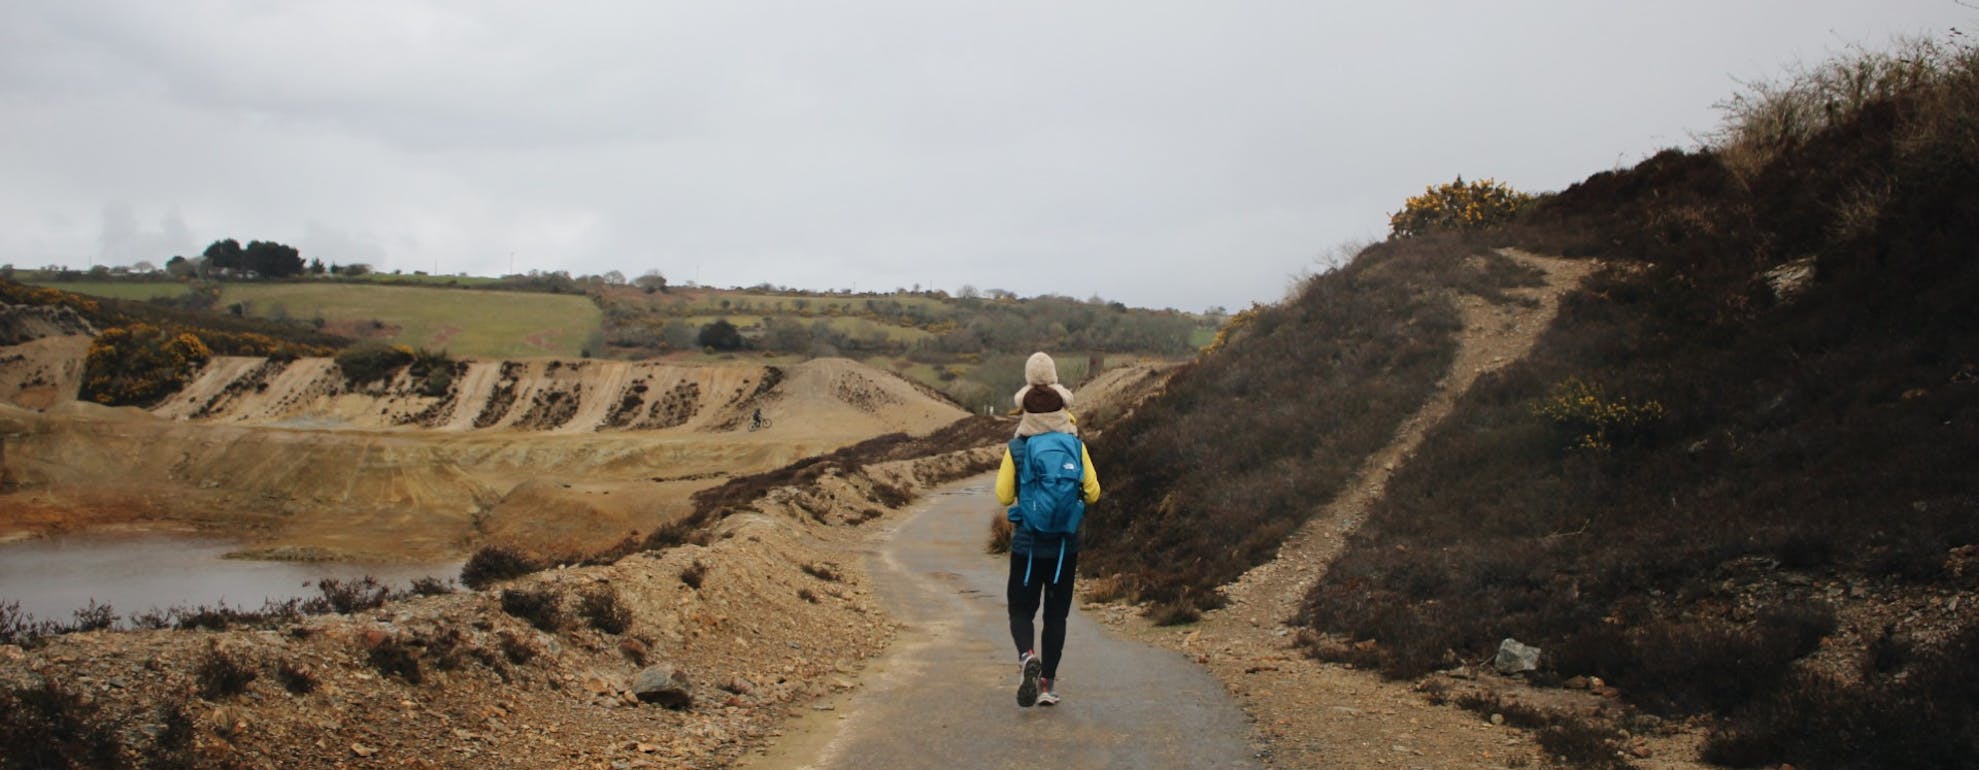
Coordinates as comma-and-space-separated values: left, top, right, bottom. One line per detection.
996, 352, 1101, 708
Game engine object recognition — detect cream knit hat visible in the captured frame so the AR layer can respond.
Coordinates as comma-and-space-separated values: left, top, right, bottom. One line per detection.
1012, 351, 1076, 412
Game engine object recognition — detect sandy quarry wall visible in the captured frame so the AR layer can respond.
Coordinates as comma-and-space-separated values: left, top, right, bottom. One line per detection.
148, 355, 961, 439
0, 350, 969, 560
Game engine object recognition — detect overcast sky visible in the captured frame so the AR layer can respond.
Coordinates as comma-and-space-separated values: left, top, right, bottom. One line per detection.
2, 2, 1969, 311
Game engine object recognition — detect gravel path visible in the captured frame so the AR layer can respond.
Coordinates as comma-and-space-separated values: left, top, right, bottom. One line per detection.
740, 480, 1260, 770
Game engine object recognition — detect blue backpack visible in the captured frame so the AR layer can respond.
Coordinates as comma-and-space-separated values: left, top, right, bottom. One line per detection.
1011, 432, 1085, 583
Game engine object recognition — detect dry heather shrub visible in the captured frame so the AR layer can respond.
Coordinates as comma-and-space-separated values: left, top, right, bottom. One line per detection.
498, 630, 538, 665
0, 678, 123, 769
194, 644, 258, 700
1536, 723, 1633, 770
500, 587, 565, 632
367, 635, 422, 684
577, 586, 633, 635
275, 660, 319, 695
307, 576, 393, 615
460, 546, 543, 590
1081, 574, 1133, 604
679, 560, 707, 589
69, 600, 117, 633
801, 561, 843, 582
986, 513, 1013, 554
1712, 37, 1960, 184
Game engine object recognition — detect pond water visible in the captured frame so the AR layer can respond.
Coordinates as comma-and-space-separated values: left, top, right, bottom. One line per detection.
0, 533, 462, 626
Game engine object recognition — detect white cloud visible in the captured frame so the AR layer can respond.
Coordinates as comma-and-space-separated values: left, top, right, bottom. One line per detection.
1, 0, 1970, 310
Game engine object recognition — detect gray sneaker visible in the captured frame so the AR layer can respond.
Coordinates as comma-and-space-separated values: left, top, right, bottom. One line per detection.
1016, 651, 1042, 707
1037, 677, 1060, 707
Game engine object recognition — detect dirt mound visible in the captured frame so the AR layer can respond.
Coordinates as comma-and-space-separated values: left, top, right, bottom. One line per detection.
1075, 361, 1182, 430
477, 478, 700, 558
0, 335, 91, 410
0, 303, 96, 345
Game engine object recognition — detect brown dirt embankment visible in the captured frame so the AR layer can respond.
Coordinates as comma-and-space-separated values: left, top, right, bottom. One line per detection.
0, 351, 965, 561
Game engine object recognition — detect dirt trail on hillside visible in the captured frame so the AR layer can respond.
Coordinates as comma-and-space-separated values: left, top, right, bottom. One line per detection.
1089, 250, 1718, 769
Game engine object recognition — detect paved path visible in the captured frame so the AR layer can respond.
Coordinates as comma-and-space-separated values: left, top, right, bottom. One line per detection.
741, 476, 1260, 770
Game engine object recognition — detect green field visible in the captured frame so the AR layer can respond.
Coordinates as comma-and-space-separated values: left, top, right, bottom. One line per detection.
655, 290, 957, 320
224, 284, 600, 358
347, 273, 504, 288
680, 314, 935, 345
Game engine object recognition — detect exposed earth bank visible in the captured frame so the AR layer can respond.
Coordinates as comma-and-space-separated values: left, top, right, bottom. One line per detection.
0, 346, 963, 559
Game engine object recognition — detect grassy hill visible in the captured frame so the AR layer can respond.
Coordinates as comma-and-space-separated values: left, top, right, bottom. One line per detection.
1084, 38, 1977, 769
25, 274, 1213, 412
34, 281, 602, 359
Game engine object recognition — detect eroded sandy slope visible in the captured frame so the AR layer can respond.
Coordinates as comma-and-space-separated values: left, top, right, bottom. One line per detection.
0, 349, 965, 560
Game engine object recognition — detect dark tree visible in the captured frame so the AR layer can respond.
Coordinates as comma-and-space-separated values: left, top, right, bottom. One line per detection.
244, 240, 304, 278
202, 238, 244, 271
634, 271, 668, 294
696, 319, 745, 351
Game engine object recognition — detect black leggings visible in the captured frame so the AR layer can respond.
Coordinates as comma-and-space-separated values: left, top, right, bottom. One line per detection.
1007, 549, 1078, 680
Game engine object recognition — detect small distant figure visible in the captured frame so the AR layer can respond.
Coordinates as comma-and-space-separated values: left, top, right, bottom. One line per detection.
751, 408, 764, 431
996, 351, 1101, 708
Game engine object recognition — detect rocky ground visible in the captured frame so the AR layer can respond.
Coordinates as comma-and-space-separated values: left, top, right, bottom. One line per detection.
1, 447, 999, 769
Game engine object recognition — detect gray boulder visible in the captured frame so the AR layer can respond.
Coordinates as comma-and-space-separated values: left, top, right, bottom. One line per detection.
631, 664, 693, 709
1494, 638, 1541, 674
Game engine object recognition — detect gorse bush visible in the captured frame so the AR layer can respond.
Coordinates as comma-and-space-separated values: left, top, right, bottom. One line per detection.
1533, 376, 1665, 451
7, 278, 339, 407
333, 342, 417, 385
81, 324, 213, 406
1388, 176, 1534, 238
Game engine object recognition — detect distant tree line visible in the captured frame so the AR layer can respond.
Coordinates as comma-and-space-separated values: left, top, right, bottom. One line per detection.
194, 238, 304, 278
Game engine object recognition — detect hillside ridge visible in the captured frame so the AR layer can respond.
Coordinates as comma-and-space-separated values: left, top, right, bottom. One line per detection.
1090, 249, 1642, 769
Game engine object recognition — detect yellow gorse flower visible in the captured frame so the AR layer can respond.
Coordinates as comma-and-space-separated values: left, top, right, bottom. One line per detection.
1534, 377, 1665, 452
